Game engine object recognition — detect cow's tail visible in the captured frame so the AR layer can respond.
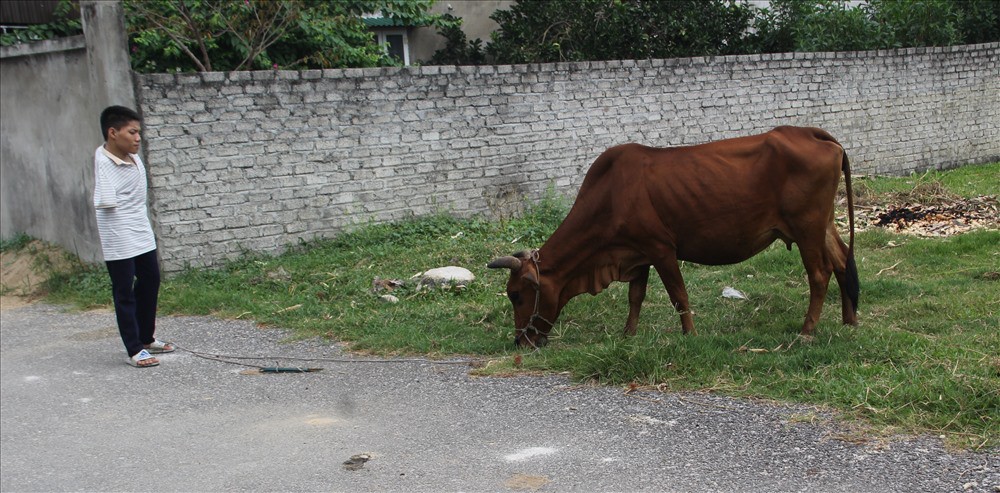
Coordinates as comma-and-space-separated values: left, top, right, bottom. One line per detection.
842, 151, 859, 314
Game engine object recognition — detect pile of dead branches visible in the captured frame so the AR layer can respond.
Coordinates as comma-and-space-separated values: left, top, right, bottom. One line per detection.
866, 195, 999, 236
838, 179, 999, 237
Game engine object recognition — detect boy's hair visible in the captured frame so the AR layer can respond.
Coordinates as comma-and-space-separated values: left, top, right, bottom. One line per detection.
100, 105, 141, 141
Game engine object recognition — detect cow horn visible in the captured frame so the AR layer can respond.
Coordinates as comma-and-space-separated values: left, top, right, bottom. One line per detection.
487, 256, 522, 270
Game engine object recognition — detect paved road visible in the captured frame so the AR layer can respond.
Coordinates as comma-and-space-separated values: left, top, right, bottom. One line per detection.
1, 303, 996, 492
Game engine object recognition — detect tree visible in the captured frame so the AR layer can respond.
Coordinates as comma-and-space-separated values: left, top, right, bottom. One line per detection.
218, 0, 300, 70
125, 0, 229, 72
956, 0, 1000, 44
124, 0, 1000, 72
868, 0, 962, 48
750, 0, 978, 53
124, 0, 445, 73
776, 0, 881, 51
429, 13, 485, 66
0, 0, 82, 47
484, 0, 756, 64
482, 0, 998, 65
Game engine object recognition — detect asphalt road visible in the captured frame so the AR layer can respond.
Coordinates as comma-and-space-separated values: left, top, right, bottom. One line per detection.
1, 303, 996, 492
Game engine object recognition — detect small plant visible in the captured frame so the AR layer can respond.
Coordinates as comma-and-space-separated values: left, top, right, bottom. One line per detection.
0, 233, 32, 252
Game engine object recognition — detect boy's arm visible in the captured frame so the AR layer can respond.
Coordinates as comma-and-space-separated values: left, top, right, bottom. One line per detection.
93, 157, 117, 209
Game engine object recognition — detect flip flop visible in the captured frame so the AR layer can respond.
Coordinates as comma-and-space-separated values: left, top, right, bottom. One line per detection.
143, 339, 175, 354
127, 349, 159, 368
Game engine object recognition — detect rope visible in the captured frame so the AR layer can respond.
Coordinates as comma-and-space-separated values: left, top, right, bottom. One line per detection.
175, 345, 481, 372
517, 249, 553, 349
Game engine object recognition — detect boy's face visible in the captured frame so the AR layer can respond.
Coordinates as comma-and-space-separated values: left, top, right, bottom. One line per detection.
108, 120, 142, 155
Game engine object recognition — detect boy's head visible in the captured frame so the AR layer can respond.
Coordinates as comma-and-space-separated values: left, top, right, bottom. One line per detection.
99, 105, 141, 142
100, 105, 142, 156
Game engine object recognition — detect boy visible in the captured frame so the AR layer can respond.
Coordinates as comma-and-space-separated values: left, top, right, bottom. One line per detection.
93, 105, 173, 368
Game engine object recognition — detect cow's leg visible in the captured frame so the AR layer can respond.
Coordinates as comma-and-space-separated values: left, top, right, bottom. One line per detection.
827, 225, 858, 326
652, 257, 696, 335
796, 238, 834, 336
624, 266, 650, 336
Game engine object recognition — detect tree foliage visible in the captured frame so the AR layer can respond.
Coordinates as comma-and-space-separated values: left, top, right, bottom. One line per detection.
1, 0, 995, 69
428, 13, 485, 66
0, 0, 81, 47
957, 0, 1000, 44
432, 0, 1000, 65
868, 0, 962, 48
124, 0, 449, 73
483, 0, 755, 64
749, 0, 882, 52
749, 0, 965, 52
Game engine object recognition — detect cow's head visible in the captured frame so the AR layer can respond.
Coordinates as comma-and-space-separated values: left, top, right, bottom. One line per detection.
488, 249, 555, 348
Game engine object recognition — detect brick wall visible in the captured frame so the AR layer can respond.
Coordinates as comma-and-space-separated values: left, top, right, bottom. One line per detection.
137, 43, 1000, 272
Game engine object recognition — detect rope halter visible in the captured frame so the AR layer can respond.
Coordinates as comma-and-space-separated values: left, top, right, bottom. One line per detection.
517, 250, 554, 349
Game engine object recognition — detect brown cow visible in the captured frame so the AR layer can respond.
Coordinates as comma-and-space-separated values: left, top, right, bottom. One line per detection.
489, 126, 858, 348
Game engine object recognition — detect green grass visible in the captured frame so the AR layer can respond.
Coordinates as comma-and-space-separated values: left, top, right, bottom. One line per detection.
1, 234, 97, 297
854, 161, 1000, 199
42, 163, 1000, 450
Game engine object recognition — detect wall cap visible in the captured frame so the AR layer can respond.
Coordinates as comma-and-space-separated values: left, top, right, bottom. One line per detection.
0, 35, 85, 60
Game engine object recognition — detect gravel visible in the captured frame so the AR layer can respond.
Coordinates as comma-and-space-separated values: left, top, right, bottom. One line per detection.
1, 303, 996, 492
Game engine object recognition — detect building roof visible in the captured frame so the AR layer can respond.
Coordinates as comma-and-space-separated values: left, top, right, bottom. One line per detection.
362, 16, 409, 28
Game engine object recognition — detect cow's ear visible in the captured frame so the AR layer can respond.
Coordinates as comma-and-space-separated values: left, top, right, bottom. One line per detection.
524, 271, 539, 287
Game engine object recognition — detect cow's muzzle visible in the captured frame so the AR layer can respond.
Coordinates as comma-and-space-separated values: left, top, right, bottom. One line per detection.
514, 332, 548, 349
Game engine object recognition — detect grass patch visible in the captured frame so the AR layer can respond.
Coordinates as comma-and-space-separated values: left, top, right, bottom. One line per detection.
1, 236, 98, 298
42, 166, 1000, 450
0, 232, 32, 252
853, 162, 999, 203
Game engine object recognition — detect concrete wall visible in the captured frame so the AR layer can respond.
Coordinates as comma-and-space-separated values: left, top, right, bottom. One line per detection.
0, 1, 134, 262
136, 43, 999, 273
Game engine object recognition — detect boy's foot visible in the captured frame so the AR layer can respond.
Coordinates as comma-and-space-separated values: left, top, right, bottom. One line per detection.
127, 349, 159, 368
143, 340, 175, 354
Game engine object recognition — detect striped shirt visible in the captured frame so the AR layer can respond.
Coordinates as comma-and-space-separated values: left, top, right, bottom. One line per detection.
93, 146, 156, 261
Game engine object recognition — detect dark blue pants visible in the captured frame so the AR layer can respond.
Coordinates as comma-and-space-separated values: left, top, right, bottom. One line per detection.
106, 249, 160, 357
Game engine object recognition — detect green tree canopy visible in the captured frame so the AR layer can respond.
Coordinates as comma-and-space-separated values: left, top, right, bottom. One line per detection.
0, 0, 81, 47
484, 0, 756, 64
432, 0, 1000, 65
748, 0, 970, 53
124, 0, 451, 73
121, 0, 1000, 72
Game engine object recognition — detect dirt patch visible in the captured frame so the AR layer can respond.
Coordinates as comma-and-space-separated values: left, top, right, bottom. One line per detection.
504, 474, 551, 491
0, 240, 77, 310
0, 295, 33, 311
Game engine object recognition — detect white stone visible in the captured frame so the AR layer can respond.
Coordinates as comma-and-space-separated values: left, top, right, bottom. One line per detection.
419, 266, 475, 287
